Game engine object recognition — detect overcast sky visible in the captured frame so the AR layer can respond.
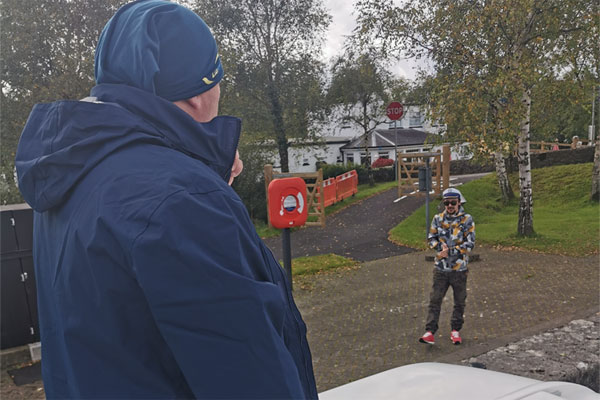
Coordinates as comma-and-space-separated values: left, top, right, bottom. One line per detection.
322, 0, 424, 81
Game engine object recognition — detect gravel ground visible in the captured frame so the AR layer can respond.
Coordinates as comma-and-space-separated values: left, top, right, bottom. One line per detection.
292, 248, 599, 392
461, 313, 600, 392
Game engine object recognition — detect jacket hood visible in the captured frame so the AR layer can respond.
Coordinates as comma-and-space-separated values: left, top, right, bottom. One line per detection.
16, 84, 240, 212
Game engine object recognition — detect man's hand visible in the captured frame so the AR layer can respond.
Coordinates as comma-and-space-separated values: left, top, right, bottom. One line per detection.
439, 243, 449, 258
228, 150, 243, 185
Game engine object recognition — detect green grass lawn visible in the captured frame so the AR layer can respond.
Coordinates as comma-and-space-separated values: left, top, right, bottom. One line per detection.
284, 254, 359, 276
389, 163, 599, 256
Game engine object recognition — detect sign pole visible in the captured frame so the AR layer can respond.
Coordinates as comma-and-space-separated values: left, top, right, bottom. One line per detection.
394, 120, 398, 181
386, 101, 404, 182
282, 228, 292, 290
425, 157, 431, 237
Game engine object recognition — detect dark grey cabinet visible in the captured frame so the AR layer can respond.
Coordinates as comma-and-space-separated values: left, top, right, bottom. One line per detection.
1, 204, 39, 349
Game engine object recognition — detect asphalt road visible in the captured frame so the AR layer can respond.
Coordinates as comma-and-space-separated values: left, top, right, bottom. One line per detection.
264, 174, 488, 262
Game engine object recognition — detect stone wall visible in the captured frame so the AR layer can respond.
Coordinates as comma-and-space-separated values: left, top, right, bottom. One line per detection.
450, 146, 596, 175
462, 314, 600, 393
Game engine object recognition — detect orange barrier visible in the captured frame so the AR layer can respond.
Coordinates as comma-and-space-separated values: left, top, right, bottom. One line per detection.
336, 170, 358, 201
316, 177, 337, 210
322, 178, 337, 207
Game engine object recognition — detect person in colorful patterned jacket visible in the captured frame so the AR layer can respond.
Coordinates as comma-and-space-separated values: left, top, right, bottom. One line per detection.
419, 188, 475, 346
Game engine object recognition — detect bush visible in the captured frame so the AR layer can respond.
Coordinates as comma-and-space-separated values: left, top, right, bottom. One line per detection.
371, 158, 394, 168
231, 142, 270, 223
321, 163, 359, 179
321, 163, 395, 184
369, 166, 395, 183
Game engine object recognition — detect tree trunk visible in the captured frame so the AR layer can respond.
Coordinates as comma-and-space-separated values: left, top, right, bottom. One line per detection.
517, 89, 534, 236
364, 141, 375, 187
494, 151, 514, 203
361, 101, 375, 186
591, 138, 600, 202
267, 83, 289, 172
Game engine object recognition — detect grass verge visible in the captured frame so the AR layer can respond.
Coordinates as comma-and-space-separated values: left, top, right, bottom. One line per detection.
389, 163, 599, 256
282, 253, 359, 276
283, 254, 360, 290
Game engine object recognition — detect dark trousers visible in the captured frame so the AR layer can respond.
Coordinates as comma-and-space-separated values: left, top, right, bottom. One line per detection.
425, 269, 468, 334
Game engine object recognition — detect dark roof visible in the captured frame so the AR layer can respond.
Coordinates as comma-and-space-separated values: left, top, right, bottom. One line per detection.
340, 128, 436, 150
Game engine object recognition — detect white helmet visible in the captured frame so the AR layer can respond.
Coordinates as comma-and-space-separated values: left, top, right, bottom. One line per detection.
442, 188, 466, 203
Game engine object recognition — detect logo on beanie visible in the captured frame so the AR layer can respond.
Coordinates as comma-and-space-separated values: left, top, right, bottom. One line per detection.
202, 54, 221, 85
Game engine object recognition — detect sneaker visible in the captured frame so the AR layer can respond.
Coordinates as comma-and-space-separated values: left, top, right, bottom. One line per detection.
419, 331, 435, 345
451, 330, 462, 345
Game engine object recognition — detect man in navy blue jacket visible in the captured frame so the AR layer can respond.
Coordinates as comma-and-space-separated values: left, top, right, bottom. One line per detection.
15, 1, 317, 398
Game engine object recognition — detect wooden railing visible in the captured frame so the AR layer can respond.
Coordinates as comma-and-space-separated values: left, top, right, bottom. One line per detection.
530, 138, 591, 153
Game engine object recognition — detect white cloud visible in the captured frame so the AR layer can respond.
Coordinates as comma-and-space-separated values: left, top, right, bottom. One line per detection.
323, 0, 428, 81
322, 0, 356, 63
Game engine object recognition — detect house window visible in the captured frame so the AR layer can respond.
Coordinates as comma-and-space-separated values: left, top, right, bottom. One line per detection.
360, 153, 371, 166
409, 111, 423, 127
378, 152, 389, 159
302, 158, 309, 166
346, 154, 354, 165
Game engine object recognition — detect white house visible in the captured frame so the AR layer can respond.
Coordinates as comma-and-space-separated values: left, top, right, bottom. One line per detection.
339, 128, 470, 167
286, 136, 353, 173
266, 105, 469, 172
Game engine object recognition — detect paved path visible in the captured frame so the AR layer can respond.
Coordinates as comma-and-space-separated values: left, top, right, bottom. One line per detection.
265, 187, 420, 262
264, 174, 486, 262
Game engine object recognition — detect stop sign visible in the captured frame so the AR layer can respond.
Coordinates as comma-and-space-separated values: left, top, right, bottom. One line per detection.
386, 102, 404, 120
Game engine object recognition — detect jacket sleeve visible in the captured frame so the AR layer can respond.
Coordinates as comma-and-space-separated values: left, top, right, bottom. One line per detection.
130, 189, 305, 399
450, 214, 475, 256
428, 214, 442, 251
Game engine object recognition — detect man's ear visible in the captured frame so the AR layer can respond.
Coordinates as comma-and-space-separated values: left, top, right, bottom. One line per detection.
173, 84, 220, 122
173, 94, 210, 122
173, 98, 190, 115
174, 96, 202, 115
185, 95, 203, 111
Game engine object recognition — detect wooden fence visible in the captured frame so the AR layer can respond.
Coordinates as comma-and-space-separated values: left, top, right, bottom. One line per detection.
264, 165, 325, 228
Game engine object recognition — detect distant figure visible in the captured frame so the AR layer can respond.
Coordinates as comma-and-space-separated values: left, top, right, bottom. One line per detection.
552, 139, 560, 151
419, 188, 475, 346
15, 1, 317, 399
572, 135, 583, 149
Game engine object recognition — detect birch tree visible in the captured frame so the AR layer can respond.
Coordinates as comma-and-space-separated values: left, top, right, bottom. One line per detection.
356, 0, 595, 235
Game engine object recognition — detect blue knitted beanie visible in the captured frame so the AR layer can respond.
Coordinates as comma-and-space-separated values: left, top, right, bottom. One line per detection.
94, 0, 223, 101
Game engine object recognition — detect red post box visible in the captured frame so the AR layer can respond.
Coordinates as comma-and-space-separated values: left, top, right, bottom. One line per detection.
268, 177, 308, 229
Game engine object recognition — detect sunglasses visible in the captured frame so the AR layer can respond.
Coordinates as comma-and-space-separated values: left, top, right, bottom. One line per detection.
443, 200, 458, 206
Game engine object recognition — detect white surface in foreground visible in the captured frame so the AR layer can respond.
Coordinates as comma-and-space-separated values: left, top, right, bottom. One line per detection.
318, 362, 599, 400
